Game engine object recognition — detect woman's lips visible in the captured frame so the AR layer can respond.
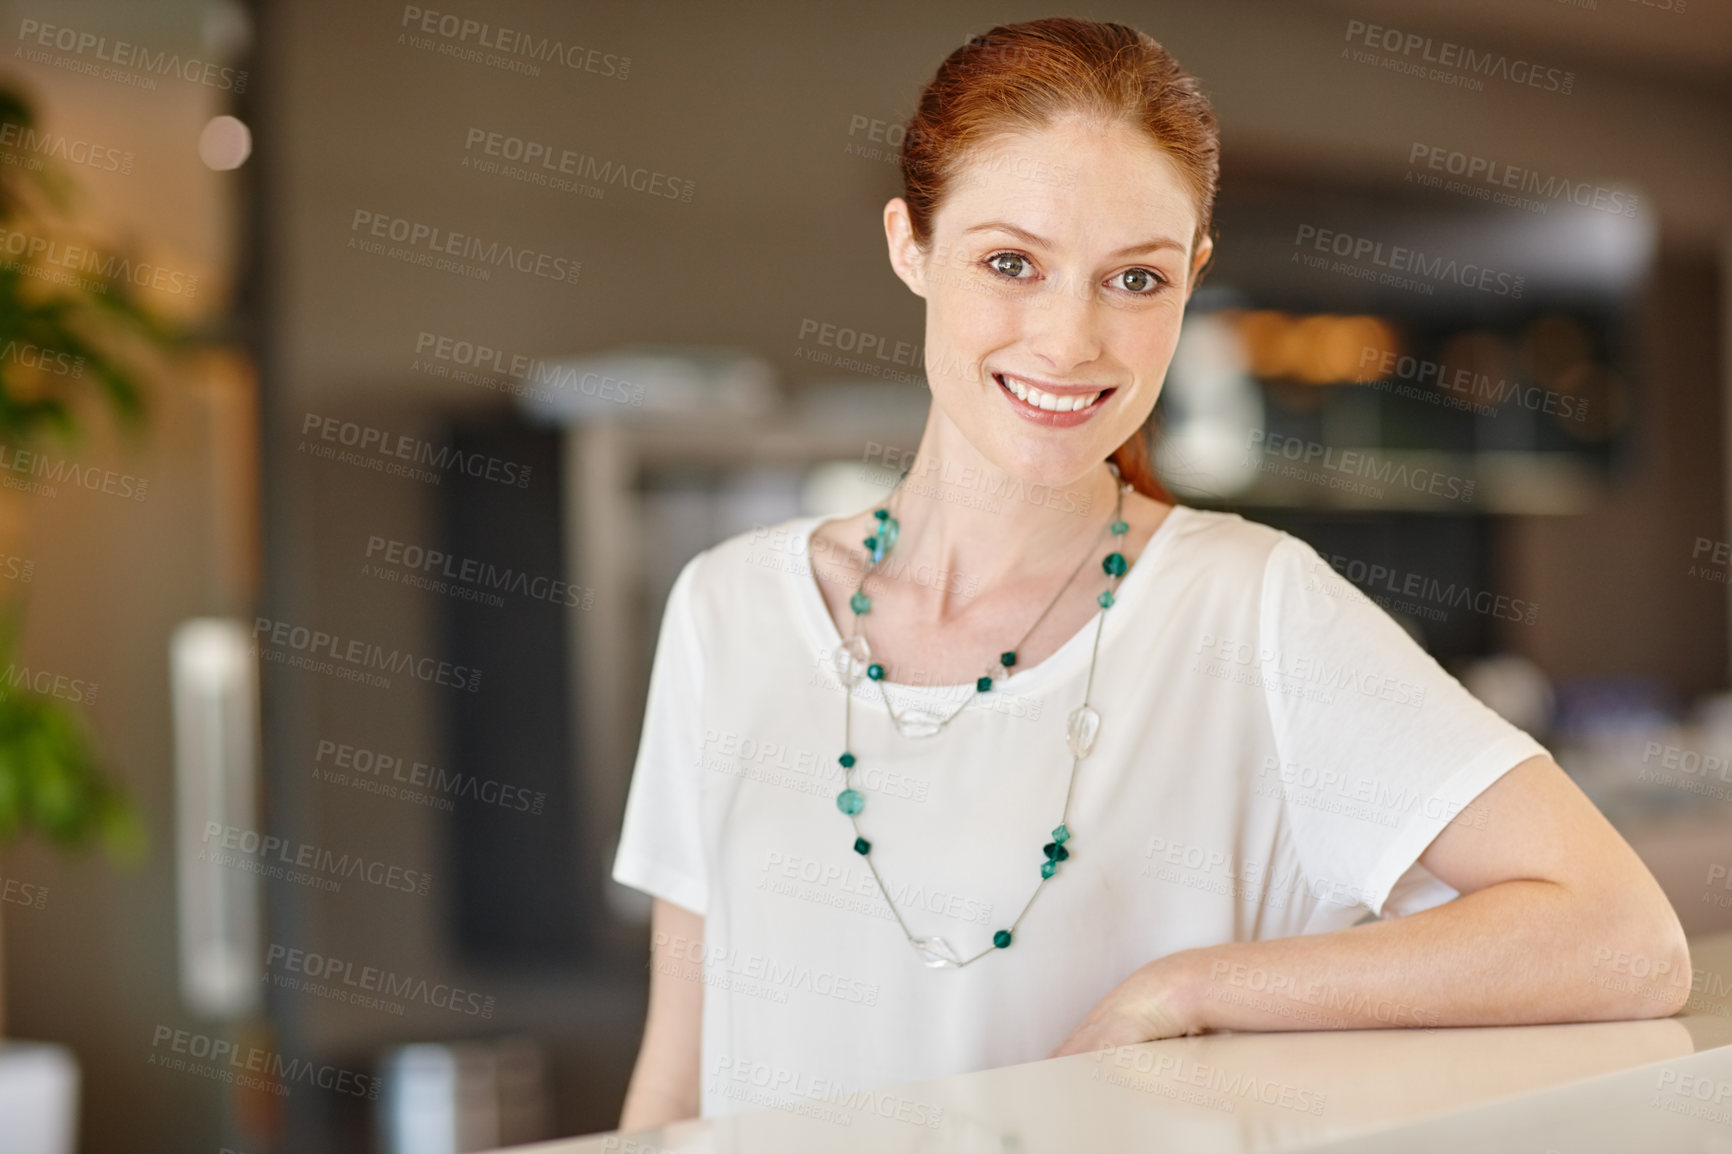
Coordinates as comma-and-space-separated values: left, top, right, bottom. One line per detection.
993, 373, 1115, 428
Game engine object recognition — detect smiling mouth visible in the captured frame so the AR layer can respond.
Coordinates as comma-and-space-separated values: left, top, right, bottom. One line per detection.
993, 372, 1116, 414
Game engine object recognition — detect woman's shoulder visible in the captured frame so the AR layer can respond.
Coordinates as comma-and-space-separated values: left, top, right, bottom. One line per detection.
671, 513, 824, 605
1159, 503, 1305, 579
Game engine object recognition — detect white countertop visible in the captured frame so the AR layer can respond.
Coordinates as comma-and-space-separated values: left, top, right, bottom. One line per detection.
507, 931, 1732, 1153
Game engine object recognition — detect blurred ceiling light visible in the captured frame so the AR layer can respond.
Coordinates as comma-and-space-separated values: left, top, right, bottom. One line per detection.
199, 116, 252, 171
1224, 310, 1399, 385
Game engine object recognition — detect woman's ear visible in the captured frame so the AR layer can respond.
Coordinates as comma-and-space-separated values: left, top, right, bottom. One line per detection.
883, 198, 928, 298
1185, 234, 1214, 299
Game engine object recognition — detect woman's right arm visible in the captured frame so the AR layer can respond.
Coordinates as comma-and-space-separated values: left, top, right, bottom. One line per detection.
618, 897, 704, 1131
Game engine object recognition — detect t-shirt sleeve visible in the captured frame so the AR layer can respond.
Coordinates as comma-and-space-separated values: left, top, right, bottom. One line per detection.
610, 550, 710, 916
1257, 532, 1551, 920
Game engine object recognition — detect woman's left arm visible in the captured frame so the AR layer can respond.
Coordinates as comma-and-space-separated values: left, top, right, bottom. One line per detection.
1050, 753, 1692, 1056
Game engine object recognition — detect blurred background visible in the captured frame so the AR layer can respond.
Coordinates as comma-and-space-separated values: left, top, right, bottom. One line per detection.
0, 0, 1727, 1150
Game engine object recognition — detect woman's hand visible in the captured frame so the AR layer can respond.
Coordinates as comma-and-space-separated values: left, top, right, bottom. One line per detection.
1046, 951, 1206, 1057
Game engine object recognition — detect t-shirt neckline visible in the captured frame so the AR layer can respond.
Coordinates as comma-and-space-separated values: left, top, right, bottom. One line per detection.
789, 501, 1188, 699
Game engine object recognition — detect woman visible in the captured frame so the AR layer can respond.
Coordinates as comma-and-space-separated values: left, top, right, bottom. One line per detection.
610, 17, 1689, 1128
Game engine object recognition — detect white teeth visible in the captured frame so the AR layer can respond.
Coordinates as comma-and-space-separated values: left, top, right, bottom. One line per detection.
997, 375, 1101, 412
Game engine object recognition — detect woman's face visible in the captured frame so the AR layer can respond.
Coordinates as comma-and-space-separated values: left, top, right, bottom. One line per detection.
885, 114, 1212, 487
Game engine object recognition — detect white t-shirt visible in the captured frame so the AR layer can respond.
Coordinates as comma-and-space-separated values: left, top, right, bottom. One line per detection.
611, 504, 1549, 1118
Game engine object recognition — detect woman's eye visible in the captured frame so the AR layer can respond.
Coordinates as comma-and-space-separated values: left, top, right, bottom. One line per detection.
1114, 267, 1166, 294
986, 252, 1034, 279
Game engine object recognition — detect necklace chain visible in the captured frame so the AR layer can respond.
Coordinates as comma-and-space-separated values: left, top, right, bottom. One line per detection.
830, 466, 1131, 968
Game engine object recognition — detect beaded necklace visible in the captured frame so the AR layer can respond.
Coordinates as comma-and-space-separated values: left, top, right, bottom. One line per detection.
830, 466, 1132, 968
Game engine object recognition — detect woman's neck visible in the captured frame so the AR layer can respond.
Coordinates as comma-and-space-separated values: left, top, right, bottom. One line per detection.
878, 426, 1123, 617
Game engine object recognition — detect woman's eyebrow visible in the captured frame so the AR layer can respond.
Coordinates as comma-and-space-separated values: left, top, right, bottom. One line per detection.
960, 220, 1186, 257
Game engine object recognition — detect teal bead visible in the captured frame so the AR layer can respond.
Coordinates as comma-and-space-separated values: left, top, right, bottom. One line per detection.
873, 508, 889, 521
1098, 590, 1115, 609
836, 788, 863, 815
878, 515, 899, 553
1043, 842, 1070, 861
1040, 860, 1057, 879
850, 591, 871, 614
839, 751, 855, 768
1052, 823, 1070, 844
854, 836, 871, 855
864, 535, 879, 551
1111, 519, 1129, 536
976, 676, 993, 692
993, 929, 1012, 949
1102, 551, 1127, 577
867, 663, 885, 681
1001, 651, 1017, 668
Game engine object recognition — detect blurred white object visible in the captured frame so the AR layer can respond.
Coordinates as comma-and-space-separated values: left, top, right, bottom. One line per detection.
1154, 311, 1265, 499
378, 1038, 551, 1154
515, 344, 777, 423
1460, 653, 1555, 736
0, 1042, 79, 1154
170, 617, 262, 1018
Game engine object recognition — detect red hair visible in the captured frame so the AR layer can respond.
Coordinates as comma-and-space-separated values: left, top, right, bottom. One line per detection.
898, 18, 1221, 504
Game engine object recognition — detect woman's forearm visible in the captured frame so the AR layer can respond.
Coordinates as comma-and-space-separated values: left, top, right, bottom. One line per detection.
1167, 878, 1692, 1035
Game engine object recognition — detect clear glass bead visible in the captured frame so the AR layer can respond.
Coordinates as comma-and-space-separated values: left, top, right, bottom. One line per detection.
834, 634, 871, 686
912, 936, 961, 968
1066, 704, 1101, 758
892, 705, 946, 739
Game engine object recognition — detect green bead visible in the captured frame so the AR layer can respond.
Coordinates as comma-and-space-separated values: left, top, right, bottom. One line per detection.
1001, 651, 1017, 668
836, 788, 863, 815
864, 535, 879, 552
873, 508, 889, 521
1052, 823, 1070, 844
850, 591, 871, 614
977, 676, 993, 692
1111, 519, 1129, 536
867, 663, 885, 681
1098, 590, 1115, 609
839, 751, 855, 768
878, 516, 899, 552
993, 929, 1012, 949
1102, 551, 1127, 577
854, 836, 871, 855
1043, 842, 1070, 861
1040, 860, 1057, 879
